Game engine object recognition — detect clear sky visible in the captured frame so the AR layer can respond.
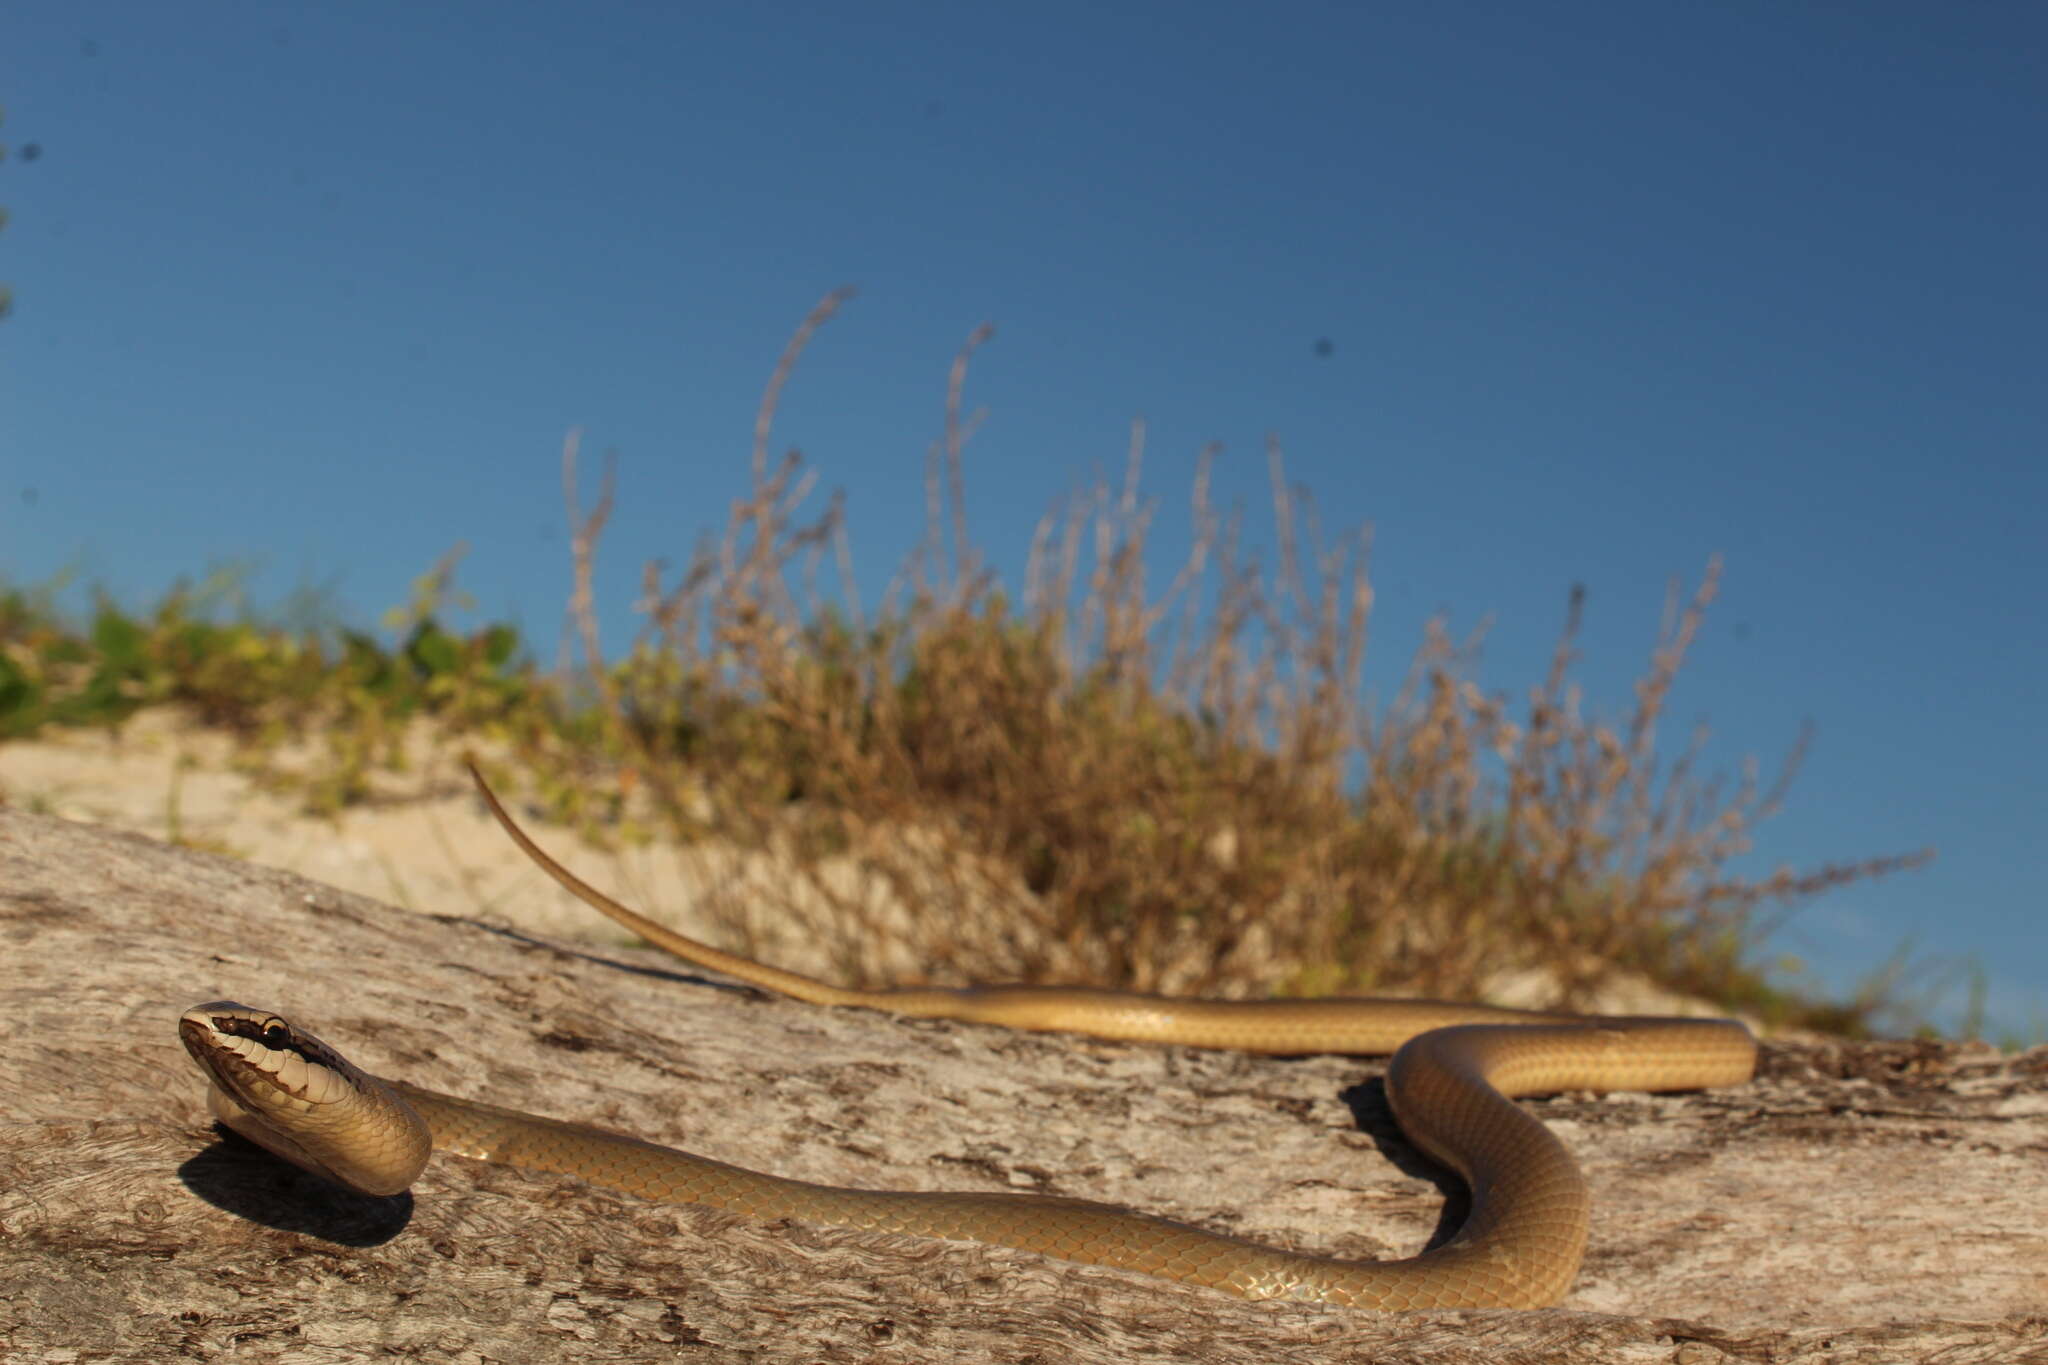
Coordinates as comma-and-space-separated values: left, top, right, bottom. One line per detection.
4, 2, 2042, 1037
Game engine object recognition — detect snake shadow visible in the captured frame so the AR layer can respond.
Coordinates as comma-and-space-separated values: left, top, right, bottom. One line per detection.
179, 1124, 414, 1247
436, 914, 767, 998
1338, 1076, 1471, 1253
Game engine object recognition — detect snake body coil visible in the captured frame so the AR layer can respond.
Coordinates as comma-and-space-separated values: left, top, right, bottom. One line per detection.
182, 996, 1751, 1311
173, 769, 1758, 1310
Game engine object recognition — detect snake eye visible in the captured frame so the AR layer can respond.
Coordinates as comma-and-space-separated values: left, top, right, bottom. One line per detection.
261, 1020, 291, 1048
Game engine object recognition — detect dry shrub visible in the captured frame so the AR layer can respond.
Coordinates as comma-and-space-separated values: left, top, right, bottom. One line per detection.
525, 290, 1928, 1028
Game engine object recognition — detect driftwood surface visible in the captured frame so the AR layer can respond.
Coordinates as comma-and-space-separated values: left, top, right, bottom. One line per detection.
1, 806, 2042, 1364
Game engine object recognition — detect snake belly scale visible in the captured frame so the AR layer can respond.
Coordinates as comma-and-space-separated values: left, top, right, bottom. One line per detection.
173, 766, 1758, 1310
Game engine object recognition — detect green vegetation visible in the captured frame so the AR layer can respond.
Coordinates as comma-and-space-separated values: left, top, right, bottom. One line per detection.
0, 556, 538, 812
0, 292, 1942, 1037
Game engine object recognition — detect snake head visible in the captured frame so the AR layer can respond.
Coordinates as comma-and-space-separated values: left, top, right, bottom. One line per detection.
179, 1001, 430, 1197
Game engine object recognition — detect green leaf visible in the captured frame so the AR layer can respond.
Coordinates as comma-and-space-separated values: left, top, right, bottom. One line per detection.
406, 623, 460, 678
90, 606, 148, 674
481, 623, 520, 670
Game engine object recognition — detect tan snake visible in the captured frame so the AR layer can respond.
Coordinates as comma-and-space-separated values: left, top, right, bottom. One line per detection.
174, 767, 1757, 1310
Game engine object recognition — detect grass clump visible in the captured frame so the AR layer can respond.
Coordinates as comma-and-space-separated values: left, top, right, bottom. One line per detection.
0, 290, 1935, 1035
523, 291, 1932, 1030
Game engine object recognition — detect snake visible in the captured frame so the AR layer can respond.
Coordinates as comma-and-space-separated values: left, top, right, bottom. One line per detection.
173, 767, 1758, 1311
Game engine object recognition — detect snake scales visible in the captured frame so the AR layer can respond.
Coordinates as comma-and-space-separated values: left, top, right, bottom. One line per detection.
176, 765, 1757, 1310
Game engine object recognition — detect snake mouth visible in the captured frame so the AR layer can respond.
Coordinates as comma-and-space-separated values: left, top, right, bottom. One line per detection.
180, 1011, 276, 1107
179, 1003, 352, 1108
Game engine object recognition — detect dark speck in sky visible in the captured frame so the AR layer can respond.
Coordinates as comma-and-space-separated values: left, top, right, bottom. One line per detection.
20, 144, 42, 163
1313, 338, 1335, 357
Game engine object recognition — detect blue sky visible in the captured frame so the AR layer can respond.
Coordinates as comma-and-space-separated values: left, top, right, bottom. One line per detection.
4, 2, 2042, 1037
